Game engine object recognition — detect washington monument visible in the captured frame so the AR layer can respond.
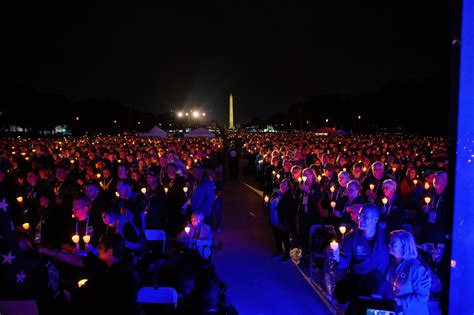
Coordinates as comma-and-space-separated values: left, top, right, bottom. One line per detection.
229, 93, 234, 129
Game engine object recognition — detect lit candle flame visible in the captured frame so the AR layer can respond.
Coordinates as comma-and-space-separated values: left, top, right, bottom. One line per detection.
82, 235, 90, 244
392, 167, 396, 173
22, 222, 30, 230
96, 173, 101, 179
185, 226, 191, 234
164, 187, 169, 194
339, 226, 346, 235
298, 177, 302, 183
382, 197, 388, 205
302, 176, 307, 182
330, 240, 339, 251
264, 195, 269, 203
413, 179, 418, 185
141, 187, 147, 194
70, 159, 75, 164
276, 174, 281, 179
362, 167, 367, 172
16, 196, 23, 203
369, 184, 375, 191
78, 279, 88, 288
115, 191, 120, 197
424, 197, 431, 204
72, 234, 80, 244
183, 187, 188, 193
272, 170, 276, 175
330, 201, 336, 208
317, 175, 322, 182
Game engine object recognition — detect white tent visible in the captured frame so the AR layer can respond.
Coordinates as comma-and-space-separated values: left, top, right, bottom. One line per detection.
184, 127, 215, 138
138, 126, 168, 138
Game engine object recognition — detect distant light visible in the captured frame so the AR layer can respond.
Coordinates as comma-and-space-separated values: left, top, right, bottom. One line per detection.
76, 116, 80, 121
202, 112, 206, 116
325, 118, 329, 123
358, 115, 362, 120
289, 123, 292, 126
113, 120, 117, 124
306, 121, 309, 124
192, 111, 199, 118
137, 121, 141, 125
178, 112, 183, 117
185, 112, 189, 116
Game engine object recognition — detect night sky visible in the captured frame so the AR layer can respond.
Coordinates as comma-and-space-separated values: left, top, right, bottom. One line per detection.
1, 2, 453, 126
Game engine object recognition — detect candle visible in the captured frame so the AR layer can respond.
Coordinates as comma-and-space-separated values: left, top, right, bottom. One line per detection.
382, 197, 388, 205
164, 187, 169, 194
330, 240, 339, 251
117, 159, 121, 163
72, 234, 80, 244
339, 226, 346, 235
184, 226, 191, 234
115, 191, 120, 197
183, 186, 188, 193
78, 279, 88, 288
362, 167, 367, 173
330, 186, 335, 193
194, 159, 198, 163
298, 177, 302, 183
369, 184, 375, 191
96, 173, 101, 179
141, 187, 147, 194
330, 201, 336, 209
272, 170, 276, 175
392, 167, 396, 173
413, 179, 418, 185
276, 174, 281, 179
22, 222, 30, 230
317, 175, 322, 182
424, 182, 430, 190
302, 175, 307, 183
16, 196, 23, 203
424, 197, 431, 205
264, 195, 269, 203
70, 159, 75, 164
82, 235, 91, 244
259, 160, 263, 164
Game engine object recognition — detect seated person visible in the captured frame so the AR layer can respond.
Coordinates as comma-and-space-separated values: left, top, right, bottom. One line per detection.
177, 211, 213, 256
101, 207, 146, 253
332, 204, 390, 308
386, 230, 431, 315
40, 233, 140, 315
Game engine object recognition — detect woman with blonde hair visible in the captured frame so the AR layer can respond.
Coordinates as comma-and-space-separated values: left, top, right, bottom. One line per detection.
386, 230, 431, 315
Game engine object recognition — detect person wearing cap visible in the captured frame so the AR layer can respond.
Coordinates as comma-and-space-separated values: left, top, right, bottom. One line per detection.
143, 168, 167, 230
85, 180, 111, 226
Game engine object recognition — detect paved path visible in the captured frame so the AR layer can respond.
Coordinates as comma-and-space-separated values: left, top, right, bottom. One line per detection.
212, 177, 330, 315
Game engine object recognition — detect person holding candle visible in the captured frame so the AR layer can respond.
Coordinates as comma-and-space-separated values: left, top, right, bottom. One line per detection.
377, 179, 404, 234
331, 180, 365, 228
143, 168, 167, 230
333, 204, 390, 308
163, 163, 187, 237
385, 230, 431, 315
362, 161, 391, 203
61, 196, 100, 254
177, 211, 213, 245
400, 167, 420, 210
297, 167, 323, 248
190, 163, 215, 227
273, 179, 297, 263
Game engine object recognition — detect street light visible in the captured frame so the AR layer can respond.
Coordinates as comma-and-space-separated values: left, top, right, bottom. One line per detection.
202, 112, 206, 116
76, 116, 80, 121
185, 112, 189, 116
192, 111, 199, 118
358, 115, 361, 120
178, 112, 183, 117
325, 118, 329, 123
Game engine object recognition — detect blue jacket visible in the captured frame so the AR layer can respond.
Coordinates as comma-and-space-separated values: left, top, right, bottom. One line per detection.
191, 177, 215, 217
386, 258, 431, 315
338, 226, 389, 275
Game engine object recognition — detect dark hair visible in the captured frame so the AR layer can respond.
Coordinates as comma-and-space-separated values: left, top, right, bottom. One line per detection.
99, 233, 126, 259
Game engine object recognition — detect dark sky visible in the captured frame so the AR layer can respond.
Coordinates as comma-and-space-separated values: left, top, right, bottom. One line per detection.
1, 2, 451, 125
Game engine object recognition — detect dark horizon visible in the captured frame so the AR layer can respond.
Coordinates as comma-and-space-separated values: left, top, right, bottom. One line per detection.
0, 2, 455, 134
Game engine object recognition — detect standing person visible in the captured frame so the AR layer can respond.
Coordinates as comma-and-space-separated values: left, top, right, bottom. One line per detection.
385, 230, 431, 315
273, 179, 296, 263
227, 144, 239, 180
210, 169, 223, 232
377, 179, 404, 234
297, 167, 323, 249
163, 163, 187, 237
191, 164, 215, 227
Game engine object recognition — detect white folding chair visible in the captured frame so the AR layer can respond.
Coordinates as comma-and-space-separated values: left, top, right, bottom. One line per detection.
145, 229, 166, 254
0, 300, 39, 315
137, 286, 178, 308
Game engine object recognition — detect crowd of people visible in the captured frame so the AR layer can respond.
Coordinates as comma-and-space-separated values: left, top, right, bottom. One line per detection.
235, 132, 449, 314
0, 131, 450, 314
0, 135, 235, 315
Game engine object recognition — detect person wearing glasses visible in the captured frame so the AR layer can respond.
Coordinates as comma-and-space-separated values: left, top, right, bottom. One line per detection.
377, 179, 404, 234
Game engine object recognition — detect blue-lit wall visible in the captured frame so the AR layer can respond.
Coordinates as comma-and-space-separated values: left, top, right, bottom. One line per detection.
449, 1, 474, 313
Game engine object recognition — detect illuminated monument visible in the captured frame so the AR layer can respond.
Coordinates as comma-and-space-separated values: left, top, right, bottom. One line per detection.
229, 93, 234, 129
